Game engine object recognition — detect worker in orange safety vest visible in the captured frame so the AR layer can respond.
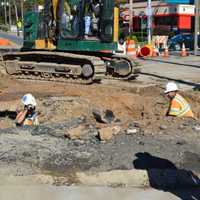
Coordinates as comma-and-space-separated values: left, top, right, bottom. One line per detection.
164, 82, 195, 118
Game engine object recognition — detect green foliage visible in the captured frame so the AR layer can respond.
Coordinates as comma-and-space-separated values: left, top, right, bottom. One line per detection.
126, 34, 138, 42
0, 24, 9, 32
132, 32, 147, 42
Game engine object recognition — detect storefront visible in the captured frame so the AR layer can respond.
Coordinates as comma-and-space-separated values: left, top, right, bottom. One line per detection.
120, 1, 195, 34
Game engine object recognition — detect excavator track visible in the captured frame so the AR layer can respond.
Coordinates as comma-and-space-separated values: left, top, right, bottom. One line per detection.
2, 51, 106, 84
104, 54, 141, 80
1, 50, 140, 84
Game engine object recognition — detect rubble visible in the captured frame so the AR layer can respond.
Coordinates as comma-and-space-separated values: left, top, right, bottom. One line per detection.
126, 128, 138, 135
92, 109, 115, 124
98, 126, 121, 141
193, 125, 200, 132
159, 125, 167, 130
65, 125, 86, 140
0, 70, 200, 188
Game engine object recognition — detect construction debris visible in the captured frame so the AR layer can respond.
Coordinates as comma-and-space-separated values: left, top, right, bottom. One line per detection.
92, 109, 115, 124
65, 125, 86, 140
98, 126, 121, 141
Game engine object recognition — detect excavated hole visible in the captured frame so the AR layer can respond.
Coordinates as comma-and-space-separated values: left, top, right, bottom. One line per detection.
0, 110, 17, 119
0, 110, 17, 128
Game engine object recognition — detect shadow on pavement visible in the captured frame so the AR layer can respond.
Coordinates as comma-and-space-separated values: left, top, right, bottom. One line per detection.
133, 152, 200, 200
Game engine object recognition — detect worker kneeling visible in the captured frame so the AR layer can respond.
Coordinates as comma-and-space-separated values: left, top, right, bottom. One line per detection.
16, 93, 39, 126
165, 82, 195, 118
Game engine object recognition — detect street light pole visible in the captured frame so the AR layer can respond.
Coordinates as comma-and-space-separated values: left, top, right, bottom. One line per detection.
21, 0, 24, 22
129, 0, 133, 35
8, 0, 12, 30
147, 0, 152, 44
4, 0, 7, 25
194, 0, 199, 55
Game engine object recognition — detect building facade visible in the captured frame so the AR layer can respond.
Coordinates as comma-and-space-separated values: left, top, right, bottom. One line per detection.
120, 0, 195, 34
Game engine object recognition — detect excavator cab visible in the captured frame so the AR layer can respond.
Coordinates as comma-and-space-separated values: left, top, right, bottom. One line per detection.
23, 0, 118, 52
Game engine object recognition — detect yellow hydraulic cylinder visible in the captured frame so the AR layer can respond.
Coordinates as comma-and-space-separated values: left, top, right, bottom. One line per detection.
52, 0, 59, 20
113, 7, 119, 42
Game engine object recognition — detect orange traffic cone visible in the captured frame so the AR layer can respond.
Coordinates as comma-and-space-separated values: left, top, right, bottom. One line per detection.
180, 43, 187, 57
136, 45, 141, 57
126, 39, 136, 58
152, 45, 158, 57
163, 45, 169, 58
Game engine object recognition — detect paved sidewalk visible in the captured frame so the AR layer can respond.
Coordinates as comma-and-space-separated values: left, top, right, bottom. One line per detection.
0, 185, 199, 200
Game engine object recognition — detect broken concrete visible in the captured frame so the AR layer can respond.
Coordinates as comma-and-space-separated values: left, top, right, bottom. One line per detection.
98, 126, 121, 141
92, 109, 115, 124
76, 169, 200, 188
65, 125, 87, 140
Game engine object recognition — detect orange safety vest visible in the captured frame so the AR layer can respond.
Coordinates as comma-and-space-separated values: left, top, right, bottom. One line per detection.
168, 94, 194, 118
23, 112, 39, 126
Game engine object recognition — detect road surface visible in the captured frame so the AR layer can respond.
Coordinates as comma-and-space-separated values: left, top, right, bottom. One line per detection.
0, 31, 23, 46
0, 185, 199, 200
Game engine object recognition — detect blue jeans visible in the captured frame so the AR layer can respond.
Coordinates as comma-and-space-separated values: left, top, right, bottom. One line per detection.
84, 16, 91, 35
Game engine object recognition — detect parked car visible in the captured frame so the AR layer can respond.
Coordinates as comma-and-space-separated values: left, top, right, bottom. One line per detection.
167, 33, 200, 51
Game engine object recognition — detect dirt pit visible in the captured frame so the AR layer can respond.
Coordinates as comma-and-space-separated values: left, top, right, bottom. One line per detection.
1, 75, 200, 133
1, 74, 200, 183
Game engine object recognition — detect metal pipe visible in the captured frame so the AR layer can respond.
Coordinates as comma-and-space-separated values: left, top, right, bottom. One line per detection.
147, 0, 152, 44
21, 0, 23, 22
8, 0, 11, 30
4, 0, 7, 25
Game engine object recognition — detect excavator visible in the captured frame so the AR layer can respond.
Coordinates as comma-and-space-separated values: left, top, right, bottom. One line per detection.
2, 0, 140, 84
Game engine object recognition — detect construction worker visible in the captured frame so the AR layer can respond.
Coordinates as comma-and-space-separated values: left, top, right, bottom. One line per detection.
16, 19, 22, 36
15, 93, 39, 126
164, 82, 195, 118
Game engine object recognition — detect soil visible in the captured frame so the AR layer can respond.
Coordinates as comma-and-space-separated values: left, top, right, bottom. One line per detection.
0, 69, 200, 185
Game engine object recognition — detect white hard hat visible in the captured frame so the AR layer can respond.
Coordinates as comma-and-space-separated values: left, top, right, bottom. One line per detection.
164, 82, 178, 94
21, 93, 37, 106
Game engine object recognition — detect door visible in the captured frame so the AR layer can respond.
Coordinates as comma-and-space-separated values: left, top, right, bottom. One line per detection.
99, 0, 114, 42
59, 0, 84, 39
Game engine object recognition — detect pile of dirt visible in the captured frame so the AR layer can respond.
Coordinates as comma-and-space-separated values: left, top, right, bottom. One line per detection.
0, 77, 199, 133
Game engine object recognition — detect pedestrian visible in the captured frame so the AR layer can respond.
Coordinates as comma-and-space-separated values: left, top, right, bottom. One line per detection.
15, 93, 39, 126
164, 82, 195, 118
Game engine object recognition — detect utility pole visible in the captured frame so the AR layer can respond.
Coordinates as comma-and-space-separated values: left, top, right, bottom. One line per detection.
8, 0, 12, 30
194, 0, 199, 55
129, 0, 133, 35
14, 0, 19, 22
4, 0, 7, 25
147, 0, 152, 44
20, 0, 23, 22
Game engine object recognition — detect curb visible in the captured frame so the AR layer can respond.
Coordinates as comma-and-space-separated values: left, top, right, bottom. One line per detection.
76, 169, 200, 188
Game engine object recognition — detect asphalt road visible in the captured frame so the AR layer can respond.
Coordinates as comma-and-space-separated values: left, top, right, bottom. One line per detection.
0, 31, 23, 46
138, 55, 200, 91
